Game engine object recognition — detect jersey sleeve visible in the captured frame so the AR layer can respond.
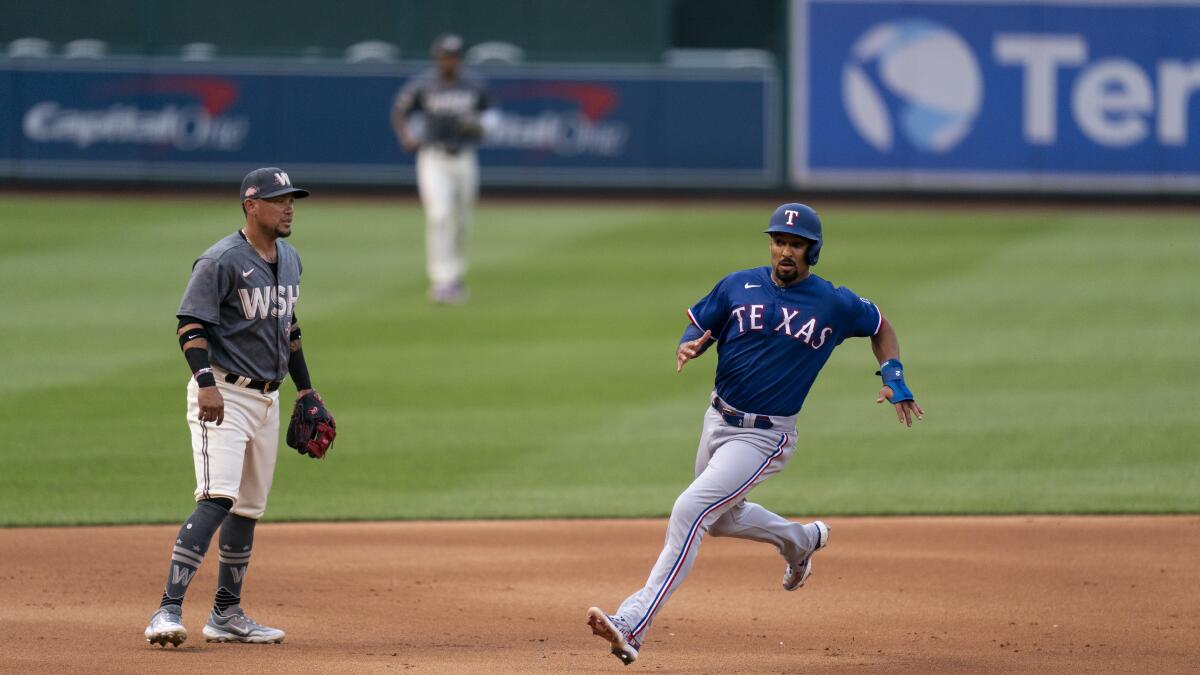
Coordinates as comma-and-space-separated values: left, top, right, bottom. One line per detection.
393, 79, 422, 116
685, 277, 730, 336
836, 286, 883, 338
177, 257, 227, 325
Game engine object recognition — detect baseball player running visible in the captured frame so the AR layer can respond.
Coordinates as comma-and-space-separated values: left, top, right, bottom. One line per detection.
144, 167, 336, 647
587, 203, 924, 665
391, 33, 496, 304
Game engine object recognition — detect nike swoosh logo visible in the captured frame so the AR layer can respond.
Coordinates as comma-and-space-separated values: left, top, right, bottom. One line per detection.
242, 269, 255, 278
744, 283, 761, 289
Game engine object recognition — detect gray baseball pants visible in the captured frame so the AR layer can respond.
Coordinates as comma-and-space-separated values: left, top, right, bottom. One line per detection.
614, 400, 824, 647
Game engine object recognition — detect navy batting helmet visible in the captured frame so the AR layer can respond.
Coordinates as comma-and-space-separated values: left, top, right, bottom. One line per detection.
764, 203, 822, 265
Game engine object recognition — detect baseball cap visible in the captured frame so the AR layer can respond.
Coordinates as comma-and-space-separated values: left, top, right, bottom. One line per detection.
431, 33, 464, 56
240, 167, 310, 201
764, 202, 820, 238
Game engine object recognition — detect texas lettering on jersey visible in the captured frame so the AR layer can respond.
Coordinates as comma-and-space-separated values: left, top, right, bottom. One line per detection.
726, 304, 834, 350
237, 285, 299, 321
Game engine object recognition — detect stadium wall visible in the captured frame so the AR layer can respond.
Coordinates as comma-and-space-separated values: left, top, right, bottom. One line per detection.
0, 59, 781, 189
791, 0, 1200, 194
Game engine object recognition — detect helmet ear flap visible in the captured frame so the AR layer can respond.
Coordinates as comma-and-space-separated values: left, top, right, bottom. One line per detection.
806, 239, 821, 266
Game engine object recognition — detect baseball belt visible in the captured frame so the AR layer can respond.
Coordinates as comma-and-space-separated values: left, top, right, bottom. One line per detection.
216, 369, 281, 393
711, 396, 774, 430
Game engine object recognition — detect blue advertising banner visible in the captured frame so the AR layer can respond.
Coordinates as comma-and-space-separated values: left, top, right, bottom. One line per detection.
791, 0, 1200, 192
1, 60, 779, 188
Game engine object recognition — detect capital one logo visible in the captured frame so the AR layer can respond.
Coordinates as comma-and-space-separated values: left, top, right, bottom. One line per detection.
842, 19, 982, 154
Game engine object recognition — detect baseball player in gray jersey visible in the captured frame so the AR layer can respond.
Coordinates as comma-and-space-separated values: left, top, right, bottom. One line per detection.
391, 33, 496, 304
144, 167, 334, 647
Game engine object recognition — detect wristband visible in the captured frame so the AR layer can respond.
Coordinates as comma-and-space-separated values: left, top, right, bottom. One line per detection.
178, 325, 208, 348
875, 358, 914, 403
193, 367, 217, 388
184, 347, 216, 388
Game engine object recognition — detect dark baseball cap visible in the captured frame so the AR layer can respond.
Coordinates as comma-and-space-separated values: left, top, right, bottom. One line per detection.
431, 33, 464, 56
240, 167, 310, 201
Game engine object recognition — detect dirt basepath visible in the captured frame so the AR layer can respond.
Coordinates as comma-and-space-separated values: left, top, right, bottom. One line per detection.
1, 516, 1196, 673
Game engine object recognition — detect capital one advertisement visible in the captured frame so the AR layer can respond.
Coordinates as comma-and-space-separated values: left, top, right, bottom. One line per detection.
0, 62, 779, 188
791, 0, 1200, 192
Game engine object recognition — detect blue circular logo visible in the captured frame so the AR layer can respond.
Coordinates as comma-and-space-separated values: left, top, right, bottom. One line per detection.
843, 19, 982, 154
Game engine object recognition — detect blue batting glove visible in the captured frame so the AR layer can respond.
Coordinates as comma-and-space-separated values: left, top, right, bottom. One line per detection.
876, 358, 914, 403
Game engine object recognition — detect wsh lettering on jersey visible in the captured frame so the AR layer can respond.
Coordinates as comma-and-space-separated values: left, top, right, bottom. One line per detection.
427, 90, 479, 114
237, 285, 299, 321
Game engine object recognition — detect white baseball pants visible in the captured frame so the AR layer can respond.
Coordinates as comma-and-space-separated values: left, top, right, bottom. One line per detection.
416, 146, 478, 287
186, 371, 280, 519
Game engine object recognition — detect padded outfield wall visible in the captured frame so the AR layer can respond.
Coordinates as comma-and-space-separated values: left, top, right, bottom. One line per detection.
3, 1, 1199, 194
0, 59, 780, 188
790, 0, 1200, 194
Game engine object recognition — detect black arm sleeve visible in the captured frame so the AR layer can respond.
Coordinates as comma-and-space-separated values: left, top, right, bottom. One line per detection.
177, 315, 208, 330
288, 348, 313, 391
177, 317, 216, 387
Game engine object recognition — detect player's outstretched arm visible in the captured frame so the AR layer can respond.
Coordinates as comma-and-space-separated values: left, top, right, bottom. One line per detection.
676, 329, 713, 373
870, 316, 924, 427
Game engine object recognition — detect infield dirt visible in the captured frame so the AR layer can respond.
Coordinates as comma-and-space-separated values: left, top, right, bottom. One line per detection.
1, 516, 1196, 673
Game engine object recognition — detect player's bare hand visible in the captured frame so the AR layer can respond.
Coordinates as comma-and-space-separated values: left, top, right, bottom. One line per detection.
401, 134, 420, 153
676, 330, 713, 372
198, 387, 225, 426
876, 386, 924, 427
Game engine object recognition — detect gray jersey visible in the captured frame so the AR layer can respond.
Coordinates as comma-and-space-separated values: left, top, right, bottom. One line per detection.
393, 69, 491, 152
178, 231, 301, 382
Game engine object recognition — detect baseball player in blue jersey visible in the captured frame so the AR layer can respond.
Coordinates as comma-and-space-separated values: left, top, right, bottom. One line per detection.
587, 203, 924, 665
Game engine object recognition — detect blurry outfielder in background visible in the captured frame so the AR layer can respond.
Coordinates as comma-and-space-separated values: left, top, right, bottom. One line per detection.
587, 203, 924, 665
391, 33, 497, 304
144, 168, 335, 648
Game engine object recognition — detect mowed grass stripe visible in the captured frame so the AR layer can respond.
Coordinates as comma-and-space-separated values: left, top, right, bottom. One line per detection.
0, 197, 1195, 524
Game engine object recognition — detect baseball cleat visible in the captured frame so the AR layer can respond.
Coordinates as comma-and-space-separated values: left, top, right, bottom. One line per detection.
145, 607, 187, 647
202, 605, 285, 643
783, 520, 830, 591
429, 282, 468, 305
587, 607, 639, 666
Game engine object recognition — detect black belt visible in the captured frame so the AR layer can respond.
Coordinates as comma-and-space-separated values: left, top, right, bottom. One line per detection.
224, 372, 281, 393
712, 397, 774, 430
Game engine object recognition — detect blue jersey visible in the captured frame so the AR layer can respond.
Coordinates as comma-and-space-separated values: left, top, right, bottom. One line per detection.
682, 266, 882, 417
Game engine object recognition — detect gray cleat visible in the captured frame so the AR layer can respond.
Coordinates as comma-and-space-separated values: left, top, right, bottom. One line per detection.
202, 605, 285, 643
587, 607, 639, 666
783, 520, 830, 591
145, 607, 187, 647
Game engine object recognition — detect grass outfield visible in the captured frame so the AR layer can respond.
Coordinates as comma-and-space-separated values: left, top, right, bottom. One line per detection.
0, 195, 1196, 525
